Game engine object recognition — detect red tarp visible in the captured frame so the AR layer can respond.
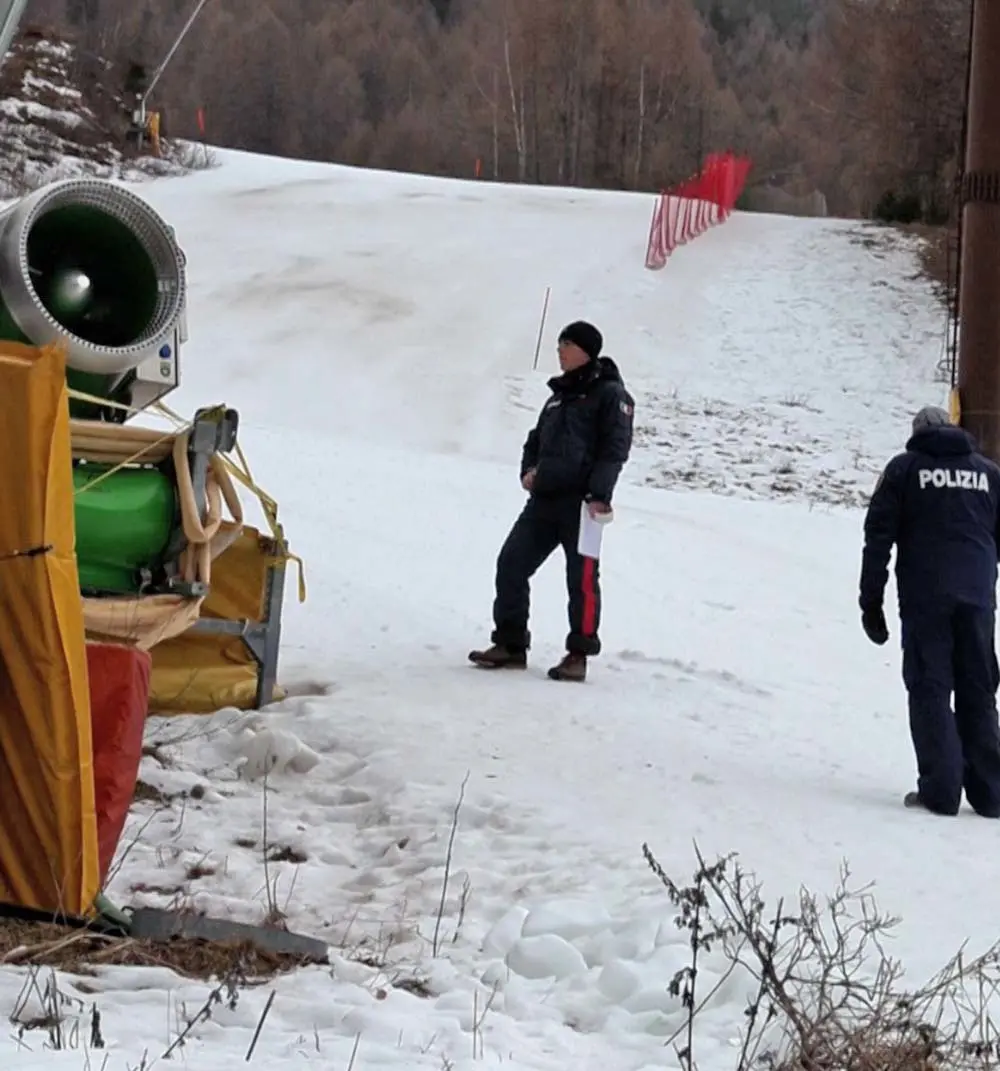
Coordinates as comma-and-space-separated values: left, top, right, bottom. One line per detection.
87, 642, 150, 884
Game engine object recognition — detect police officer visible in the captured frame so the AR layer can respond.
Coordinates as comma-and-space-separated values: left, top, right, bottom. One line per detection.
859, 404, 1000, 816
469, 321, 634, 682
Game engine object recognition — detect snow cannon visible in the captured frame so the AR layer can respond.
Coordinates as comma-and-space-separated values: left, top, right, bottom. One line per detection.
0, 172, 291, 712
0, 176, 228, 602
0, 176, 187, 420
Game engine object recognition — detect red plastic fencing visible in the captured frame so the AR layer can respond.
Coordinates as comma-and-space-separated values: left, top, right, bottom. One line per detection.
644, 151, 753, 270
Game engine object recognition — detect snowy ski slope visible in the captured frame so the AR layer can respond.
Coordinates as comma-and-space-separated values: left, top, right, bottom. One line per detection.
7, 148, 972, 1071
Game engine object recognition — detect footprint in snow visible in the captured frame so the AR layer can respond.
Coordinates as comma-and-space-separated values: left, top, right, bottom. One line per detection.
615, 649, 771, 697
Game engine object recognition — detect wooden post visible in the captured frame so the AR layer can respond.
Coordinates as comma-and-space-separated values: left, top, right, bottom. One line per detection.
957, 0, 1000, 461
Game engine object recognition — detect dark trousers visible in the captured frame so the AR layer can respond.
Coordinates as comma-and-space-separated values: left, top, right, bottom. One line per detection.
901, 601, 1000, 816
491, 496, 601, 656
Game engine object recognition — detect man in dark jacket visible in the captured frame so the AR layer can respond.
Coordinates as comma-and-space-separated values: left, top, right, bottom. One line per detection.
469, 320, 634, 682
859, 404, 1000, 816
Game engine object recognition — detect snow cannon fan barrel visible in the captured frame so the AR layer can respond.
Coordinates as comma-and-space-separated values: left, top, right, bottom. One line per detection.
0, 177, 187, 420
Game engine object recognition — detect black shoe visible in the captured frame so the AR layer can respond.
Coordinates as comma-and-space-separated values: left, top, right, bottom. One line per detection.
469, 644, 527, 669
548, 653, 587, 682
903, 790, 924, 810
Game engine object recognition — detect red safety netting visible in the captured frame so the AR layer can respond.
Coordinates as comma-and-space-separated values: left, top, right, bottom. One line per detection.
644, 151, 753, 270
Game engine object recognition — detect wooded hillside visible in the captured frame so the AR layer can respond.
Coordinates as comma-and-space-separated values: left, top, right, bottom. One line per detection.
25, 0, 971, 220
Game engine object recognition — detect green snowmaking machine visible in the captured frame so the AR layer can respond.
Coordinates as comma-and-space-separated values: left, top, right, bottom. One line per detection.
0, 171, 287, 712
0, 172, 287, 701
0, 175, 230, 598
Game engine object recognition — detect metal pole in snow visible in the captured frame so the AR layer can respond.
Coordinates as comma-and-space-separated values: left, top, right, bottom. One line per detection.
532, 286, 551, 370
142, 0, 213, 106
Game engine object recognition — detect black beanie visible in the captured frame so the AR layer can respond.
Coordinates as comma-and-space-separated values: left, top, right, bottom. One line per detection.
558, 320, 603, 362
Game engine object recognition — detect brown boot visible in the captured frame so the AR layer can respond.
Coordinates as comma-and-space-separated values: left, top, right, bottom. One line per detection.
548, 652, 587, 682
469, 644, 527, 670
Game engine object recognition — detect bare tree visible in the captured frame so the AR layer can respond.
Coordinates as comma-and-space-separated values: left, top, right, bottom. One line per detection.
19, 0, 967, 219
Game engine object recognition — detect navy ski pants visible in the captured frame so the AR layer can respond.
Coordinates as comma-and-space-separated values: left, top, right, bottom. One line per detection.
901, 600, 1000, 816
491, 496, 601, 656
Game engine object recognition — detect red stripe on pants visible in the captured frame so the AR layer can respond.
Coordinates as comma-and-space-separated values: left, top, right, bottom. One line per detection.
581, 557, 596, 635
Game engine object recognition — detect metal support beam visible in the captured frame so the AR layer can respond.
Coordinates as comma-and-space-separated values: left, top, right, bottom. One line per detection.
957, 0, 1000, 462
0, 1, 29, 69
156, 403, 286, 710
142, 0, 213, 106
189, 539, 287, 709
131, 0, 213, 149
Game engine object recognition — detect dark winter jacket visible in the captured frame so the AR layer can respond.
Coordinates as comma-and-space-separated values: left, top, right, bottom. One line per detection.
859, 425, 1000, 614
520, 356, 635, 505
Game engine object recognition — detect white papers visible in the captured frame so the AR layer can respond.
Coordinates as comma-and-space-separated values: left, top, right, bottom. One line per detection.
577, 502, 613, 559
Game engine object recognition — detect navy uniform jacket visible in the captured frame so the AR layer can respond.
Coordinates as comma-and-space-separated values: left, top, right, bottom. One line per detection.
860, 425, 1000, 613
520, 356, 634, 506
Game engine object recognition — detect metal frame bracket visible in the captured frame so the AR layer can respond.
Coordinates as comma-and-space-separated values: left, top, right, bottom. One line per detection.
188, 538, 287, 709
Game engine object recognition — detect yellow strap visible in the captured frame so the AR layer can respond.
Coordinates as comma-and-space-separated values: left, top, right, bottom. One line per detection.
65, 387, 307, 603
67, 387, 192, 495
216, 439, 307, 603
67, 386, 155, 420
949, 386, 961, 425
72, 426, 187, 495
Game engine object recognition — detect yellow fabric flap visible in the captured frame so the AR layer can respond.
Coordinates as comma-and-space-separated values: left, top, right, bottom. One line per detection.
0, 341, 99, 915
148, 526, 287, 714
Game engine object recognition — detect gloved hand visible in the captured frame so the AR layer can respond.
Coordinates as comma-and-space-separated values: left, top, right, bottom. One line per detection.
861, 605, 889, 646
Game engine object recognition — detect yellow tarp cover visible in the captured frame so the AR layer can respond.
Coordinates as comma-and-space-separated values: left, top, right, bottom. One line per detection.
0, 341, 99, 916
148, 526, 286, 714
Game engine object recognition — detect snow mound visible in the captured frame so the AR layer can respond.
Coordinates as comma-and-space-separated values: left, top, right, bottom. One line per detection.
62, 697, 757, 1068
230, 717, 322, 780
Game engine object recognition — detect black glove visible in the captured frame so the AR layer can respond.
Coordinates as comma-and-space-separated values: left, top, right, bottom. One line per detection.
861, 605, 889, 646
